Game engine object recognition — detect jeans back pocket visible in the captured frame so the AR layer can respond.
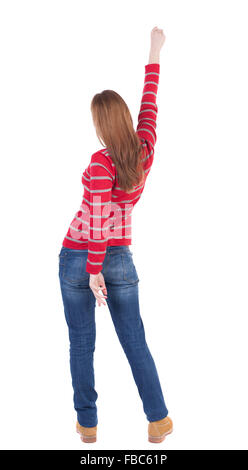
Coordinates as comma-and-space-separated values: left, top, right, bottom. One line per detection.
60, 252, 89, 285
102, 252, 124, 285
121, 252, 139, 283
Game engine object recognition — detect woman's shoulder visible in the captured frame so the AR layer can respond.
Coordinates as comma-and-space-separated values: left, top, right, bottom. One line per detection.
91, 148, 115, 170
89, 149, 116, 180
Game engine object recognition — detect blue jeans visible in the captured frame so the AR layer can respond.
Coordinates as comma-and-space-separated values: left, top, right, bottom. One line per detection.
58, 245, 168, 427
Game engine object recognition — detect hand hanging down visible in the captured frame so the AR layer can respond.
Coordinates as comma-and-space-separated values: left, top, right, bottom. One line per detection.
89, 272, 108, 306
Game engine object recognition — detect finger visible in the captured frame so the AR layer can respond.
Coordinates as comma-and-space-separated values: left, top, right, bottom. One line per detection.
99, 279, 107, 294
92, 285, 105, 294
94, 291, 107, 299
97, 286, 107, 296
97, 294, 107, 306
93, 290, 107, 300
90, 286, 107, 305
90, 288, 105, 301
93, 291, 107, 305
94, 286, 107, 297
99, 284, 107, 296
97, 298, 106, 306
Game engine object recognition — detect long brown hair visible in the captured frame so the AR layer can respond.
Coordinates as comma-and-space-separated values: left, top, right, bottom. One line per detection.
91, 90, 145, 192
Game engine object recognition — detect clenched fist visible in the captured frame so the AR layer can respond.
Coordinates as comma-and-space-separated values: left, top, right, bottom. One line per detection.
150, 26, 166, 52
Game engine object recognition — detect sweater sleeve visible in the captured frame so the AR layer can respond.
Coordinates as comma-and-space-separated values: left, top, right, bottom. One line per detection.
136, 63, 160, 169
85, 153, 113, 274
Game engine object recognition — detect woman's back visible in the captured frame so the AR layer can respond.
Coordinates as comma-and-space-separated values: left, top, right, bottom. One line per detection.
62, 62, 160, 274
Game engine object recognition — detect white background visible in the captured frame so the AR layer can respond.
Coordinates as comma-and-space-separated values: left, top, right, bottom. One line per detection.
0, 0, 247, 450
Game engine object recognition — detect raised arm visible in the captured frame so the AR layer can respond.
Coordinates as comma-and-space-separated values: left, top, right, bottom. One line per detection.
136, 27, 166, 167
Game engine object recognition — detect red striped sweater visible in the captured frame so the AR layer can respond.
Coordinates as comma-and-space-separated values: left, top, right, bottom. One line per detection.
62, 62, 160, 274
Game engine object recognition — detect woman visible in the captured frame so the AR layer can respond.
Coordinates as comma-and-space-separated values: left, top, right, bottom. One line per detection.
58, 26, 173, 444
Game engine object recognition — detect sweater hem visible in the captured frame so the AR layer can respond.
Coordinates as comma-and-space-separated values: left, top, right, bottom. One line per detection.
62, 237, 132, 250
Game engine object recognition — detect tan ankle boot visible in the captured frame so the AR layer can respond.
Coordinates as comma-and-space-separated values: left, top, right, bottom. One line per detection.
148, 416, 173, 443
76, 421, 97, 443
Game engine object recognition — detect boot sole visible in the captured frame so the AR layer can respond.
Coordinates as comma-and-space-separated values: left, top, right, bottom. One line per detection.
76, 429, 97, 443
148, 428, 173, 443
80, 435, 97, 443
